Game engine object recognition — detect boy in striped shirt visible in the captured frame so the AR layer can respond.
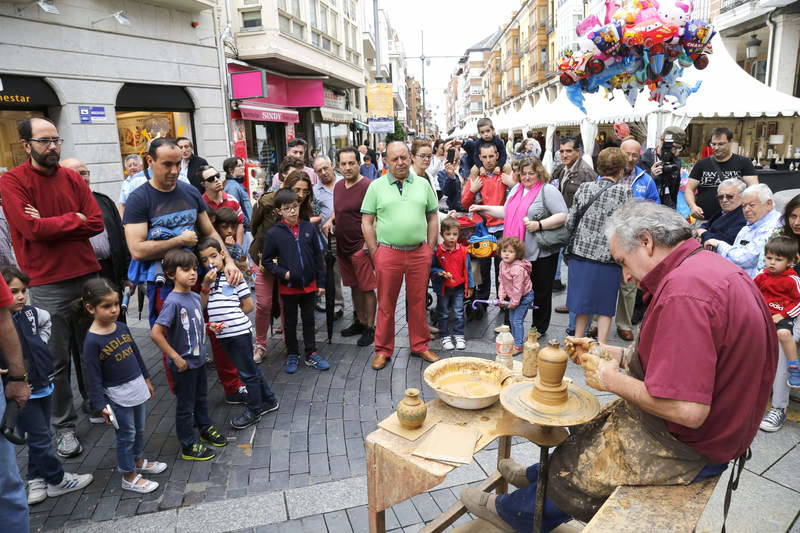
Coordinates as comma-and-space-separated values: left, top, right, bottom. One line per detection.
197, 238, 279, 429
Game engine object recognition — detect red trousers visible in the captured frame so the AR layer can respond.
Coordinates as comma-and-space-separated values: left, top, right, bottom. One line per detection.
373, 245, 433, 357
153, 284, 242, 395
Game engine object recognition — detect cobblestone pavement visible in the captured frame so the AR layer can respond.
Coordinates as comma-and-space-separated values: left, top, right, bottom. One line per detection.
14, 279, 800, 532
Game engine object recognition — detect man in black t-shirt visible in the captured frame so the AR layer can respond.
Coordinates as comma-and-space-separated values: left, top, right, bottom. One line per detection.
686, 126, 757, 220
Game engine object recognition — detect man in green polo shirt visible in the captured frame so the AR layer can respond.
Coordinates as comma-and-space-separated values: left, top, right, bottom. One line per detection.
361, 141, 440, 370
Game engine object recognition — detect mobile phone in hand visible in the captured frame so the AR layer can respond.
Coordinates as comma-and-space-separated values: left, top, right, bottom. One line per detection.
447, 148, 456, 164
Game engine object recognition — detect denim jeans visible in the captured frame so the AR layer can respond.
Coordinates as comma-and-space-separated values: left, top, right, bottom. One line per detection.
109, 400, 146, 473
16, 393, 64, 484
436, 285, 465, 338
168, 363, 213, 448
0, 385, 30, 532
218, 333, 277, 415
509, 291, 534, 346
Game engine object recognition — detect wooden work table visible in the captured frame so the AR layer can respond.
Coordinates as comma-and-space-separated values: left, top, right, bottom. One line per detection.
365, 398, 569, 533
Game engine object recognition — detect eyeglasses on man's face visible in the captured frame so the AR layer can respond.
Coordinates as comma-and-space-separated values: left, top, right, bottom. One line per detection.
717, 193, 736, 201
203, 173, 221, 183
280, 204, 299, 213
28, 137, 64, 147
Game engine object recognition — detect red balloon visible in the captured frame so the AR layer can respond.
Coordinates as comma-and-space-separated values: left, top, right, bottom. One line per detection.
614, 121, 630, 140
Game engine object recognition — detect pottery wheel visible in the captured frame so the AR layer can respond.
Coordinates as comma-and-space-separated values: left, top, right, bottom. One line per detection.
500, 381, 600, 427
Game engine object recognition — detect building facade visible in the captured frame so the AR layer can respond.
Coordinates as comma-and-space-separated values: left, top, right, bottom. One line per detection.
229, 0, 367, 171
0, 0, 227, 200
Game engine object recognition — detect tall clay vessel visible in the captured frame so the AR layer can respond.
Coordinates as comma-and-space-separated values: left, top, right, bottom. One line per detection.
396, 388, 427, 429
531, 339, 569, 406
522, 327, 540, 377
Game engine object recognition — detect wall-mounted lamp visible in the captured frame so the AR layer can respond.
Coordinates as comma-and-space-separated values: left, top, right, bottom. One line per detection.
91, 10, 131, 27
745, 34, 762, 60
17, 0, 59, 16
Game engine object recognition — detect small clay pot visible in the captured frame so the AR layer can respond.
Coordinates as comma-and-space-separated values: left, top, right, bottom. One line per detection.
397, 388, 427, 429
531, 339, 569, 406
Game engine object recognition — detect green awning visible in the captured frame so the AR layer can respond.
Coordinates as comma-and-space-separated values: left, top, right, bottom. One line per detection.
353, 119, 369, 131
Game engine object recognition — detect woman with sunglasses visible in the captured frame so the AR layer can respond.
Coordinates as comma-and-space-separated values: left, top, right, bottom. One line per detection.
696, 178, 747, 247
198, 165, 245, 245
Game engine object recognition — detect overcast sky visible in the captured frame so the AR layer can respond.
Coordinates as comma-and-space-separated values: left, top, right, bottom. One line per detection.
381, 0, 522, 132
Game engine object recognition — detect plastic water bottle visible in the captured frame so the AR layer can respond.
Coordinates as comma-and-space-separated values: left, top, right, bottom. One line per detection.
495, 325, 514, 369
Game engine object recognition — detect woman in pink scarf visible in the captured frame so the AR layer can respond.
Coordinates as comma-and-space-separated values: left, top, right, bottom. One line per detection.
469, 157, 568, 334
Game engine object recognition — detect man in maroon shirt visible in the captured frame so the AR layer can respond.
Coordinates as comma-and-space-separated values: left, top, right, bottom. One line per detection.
462, 201, 778, 531
0, 118, 103, 459
322, 146, 376, 347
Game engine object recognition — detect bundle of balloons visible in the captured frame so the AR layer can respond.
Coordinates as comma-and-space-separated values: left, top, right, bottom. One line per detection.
558, 0, 715, 112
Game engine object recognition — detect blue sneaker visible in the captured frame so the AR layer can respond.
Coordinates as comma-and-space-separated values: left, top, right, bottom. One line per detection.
788, 361, 800, 389
305, 352, 330, 371
285, 354, 299, 374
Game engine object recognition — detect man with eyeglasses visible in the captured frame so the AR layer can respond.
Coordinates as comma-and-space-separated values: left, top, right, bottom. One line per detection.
704, 183, 781, 278
199, 165, 245, 245
696, 178, 747, 247
0, 117, 104, 459
686, 126, 758, 221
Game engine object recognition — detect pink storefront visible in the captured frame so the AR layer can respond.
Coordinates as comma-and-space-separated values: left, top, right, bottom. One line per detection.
228, 63, 324, 181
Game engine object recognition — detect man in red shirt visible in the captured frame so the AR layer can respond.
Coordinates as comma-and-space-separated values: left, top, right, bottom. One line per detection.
322, 146, 377, 347
199, 165, 245, 245
460, 143, 514, 313
463, 201, 777, 531
0, 117, 103, 459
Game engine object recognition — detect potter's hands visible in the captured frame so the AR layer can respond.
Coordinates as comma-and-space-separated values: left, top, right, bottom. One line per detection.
564, 336, 595, 365
580, 352, 618, 392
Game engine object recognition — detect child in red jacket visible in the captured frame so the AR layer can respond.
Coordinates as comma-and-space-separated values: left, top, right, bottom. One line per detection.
431, 218, 474, 351
754, 236, 800, 388
497, 236, 533, 354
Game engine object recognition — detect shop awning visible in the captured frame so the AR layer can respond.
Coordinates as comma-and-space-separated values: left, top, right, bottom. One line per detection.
353, 119, 369, 131
116, 83, 194, 110
317, 106, 353, 123
238, 103, 299, 123
0, 75, 60, 109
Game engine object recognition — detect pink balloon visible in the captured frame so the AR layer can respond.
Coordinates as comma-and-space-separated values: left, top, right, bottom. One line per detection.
614, 121, 631, 140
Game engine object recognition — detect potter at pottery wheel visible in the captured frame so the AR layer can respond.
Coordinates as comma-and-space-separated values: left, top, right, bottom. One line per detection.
500, 381, 600, 427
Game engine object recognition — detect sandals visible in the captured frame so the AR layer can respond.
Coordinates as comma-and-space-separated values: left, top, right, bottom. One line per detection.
137, 459, 168, 474
121, 473, 159, 493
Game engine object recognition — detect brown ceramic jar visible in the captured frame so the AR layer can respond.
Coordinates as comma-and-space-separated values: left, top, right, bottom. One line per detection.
396, 388, 427, 429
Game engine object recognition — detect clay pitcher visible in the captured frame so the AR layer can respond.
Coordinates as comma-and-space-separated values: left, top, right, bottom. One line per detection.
396, 388, 427, 429
531, 339, 569, 406
522, 327, 541, 378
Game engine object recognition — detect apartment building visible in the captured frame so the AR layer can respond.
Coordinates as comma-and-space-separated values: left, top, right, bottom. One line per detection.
228, 0, 367, 169
445, 30, 499, 134
406, 76, 422, 134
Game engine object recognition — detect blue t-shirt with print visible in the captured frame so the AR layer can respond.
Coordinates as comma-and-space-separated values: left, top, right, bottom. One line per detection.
155, 291, 207, 368
122, 180, 208, 236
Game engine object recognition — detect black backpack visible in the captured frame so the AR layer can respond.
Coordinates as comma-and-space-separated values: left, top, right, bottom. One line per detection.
2, 306, 55, 391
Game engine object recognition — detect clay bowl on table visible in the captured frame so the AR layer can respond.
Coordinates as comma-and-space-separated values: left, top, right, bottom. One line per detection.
423, 357, 514, 410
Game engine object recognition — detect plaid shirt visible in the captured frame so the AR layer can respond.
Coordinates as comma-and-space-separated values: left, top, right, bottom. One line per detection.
566, 178, 633, 264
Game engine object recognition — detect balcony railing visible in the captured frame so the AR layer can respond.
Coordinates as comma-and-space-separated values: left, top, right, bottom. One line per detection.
719, 0, 752, 13
546, 21, 554, 34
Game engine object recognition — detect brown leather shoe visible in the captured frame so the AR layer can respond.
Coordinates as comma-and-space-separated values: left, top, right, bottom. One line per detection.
371, 353, 390, 370
555, 305, 569, 314
617, 328, 634, 341
588, 326, 598, 338
411, 350, 440, 363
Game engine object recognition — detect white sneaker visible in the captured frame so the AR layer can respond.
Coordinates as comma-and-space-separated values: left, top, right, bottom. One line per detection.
454, 336, 466, 350
137, 459, 168, 474
442, 337, 455, 350
27, 478, 47, 505
47, 472, 93, 497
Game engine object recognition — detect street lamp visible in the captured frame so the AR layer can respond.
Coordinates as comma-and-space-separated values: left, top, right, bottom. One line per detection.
16, 0, 59, 15
745, 34, 762, 60
413, 31, 462, 137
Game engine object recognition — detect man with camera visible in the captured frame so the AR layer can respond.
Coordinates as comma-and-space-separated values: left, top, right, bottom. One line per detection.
637, 126, 686, 208
686, 127, 758, 221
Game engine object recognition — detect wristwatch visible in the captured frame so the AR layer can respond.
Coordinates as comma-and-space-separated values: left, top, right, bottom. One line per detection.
6, 372, 28, 383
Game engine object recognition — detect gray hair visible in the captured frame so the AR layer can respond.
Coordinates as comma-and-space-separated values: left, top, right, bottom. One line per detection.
742, 183, 773, 204
604, 200, 692, 252
124, 154, 142, 165
313, 155, 331, 167
717, 178, 746, 194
